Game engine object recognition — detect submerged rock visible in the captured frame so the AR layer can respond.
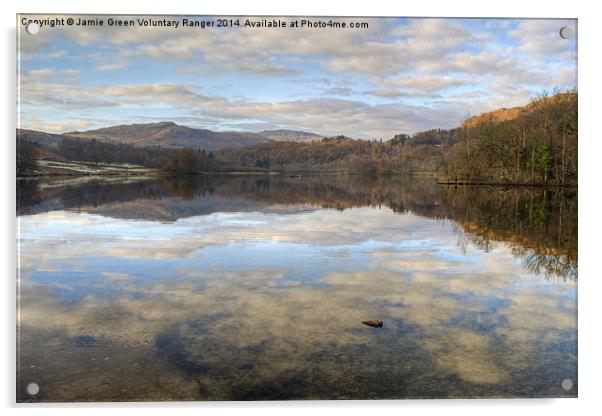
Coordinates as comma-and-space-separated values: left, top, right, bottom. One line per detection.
75, 335, 98, 347
362, 320, 383, 328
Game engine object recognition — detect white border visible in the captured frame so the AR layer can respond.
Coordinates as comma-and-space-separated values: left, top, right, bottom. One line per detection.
3, 1, 601, 415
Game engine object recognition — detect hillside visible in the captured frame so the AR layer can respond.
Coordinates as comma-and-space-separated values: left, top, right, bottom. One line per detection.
215, 91, 577, 184
62, 122, 321, 150
17, 90, 577, 185
17, 129, 66, 148
461, 92, 576, 128
461, 107, 524, 128
258, 129, 321, 143
65, 122, 274, 151
444, 90, 577, 184
18, 123, 323, 153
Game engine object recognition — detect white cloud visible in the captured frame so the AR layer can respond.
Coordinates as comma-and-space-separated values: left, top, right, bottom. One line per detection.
510, 19, 577, 54
95, 61, 131, 71
370, 75, 467, 98
27, 69, 54, 79
19, 81, 470, 136
20, 119, 94, 133
17, 16, 577, 137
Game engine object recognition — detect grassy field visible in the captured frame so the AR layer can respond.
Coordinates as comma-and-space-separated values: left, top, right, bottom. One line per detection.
29, 159, 159, 176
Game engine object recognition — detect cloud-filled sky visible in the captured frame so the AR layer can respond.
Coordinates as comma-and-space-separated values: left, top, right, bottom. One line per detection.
17, 16, 577, 138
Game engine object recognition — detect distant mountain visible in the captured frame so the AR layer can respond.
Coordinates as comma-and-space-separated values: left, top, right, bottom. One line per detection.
64, 122, 266, 151
257, 129, 321, 143
58, 122, 321, 150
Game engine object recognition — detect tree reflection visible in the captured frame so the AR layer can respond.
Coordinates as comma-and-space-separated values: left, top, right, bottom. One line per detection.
17, 175, 577, 280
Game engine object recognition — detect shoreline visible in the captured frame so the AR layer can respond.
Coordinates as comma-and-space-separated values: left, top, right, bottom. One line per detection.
17, 170, 578, 188
437, 181, 577, 188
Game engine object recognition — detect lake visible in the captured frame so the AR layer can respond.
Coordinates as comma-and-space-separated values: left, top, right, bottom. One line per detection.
16, 175, 577, 401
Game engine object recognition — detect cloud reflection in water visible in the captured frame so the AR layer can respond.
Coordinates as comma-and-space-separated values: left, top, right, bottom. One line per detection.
17, 180, 577, 401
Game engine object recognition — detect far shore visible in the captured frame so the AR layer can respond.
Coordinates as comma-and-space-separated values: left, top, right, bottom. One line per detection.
18, 164, 577, 188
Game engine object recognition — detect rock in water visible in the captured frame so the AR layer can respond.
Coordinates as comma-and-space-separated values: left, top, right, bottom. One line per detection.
362, 320, 383, 328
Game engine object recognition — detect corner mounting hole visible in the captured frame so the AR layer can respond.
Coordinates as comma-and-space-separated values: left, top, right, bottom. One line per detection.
26, 22, 40, 35
559, 26, 573, 40
561, 378, 573, 391
26, 382, 39, 395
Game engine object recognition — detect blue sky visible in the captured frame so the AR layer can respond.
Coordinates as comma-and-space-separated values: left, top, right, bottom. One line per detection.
18, 16, 577, 138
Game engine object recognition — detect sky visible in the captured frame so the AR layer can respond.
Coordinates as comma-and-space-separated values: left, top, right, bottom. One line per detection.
17, 16, 577, 139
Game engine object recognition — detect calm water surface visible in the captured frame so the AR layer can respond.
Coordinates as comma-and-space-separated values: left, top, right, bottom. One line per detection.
16, 175, 577, 401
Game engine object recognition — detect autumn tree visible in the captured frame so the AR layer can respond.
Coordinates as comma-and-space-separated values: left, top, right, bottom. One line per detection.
162, 148, 203, 174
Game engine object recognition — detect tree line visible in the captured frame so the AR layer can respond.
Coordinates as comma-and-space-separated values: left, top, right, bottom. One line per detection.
17, 90, 577, 185
441, 90, 577, 185
215, 90, 577, 185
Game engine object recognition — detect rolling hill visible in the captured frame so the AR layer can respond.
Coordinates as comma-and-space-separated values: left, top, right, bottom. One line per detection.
62, 122, 321, 150
65, 122, 267, 150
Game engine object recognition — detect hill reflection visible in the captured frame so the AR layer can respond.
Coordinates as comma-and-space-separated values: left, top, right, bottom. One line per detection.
18, 175, 577, 280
